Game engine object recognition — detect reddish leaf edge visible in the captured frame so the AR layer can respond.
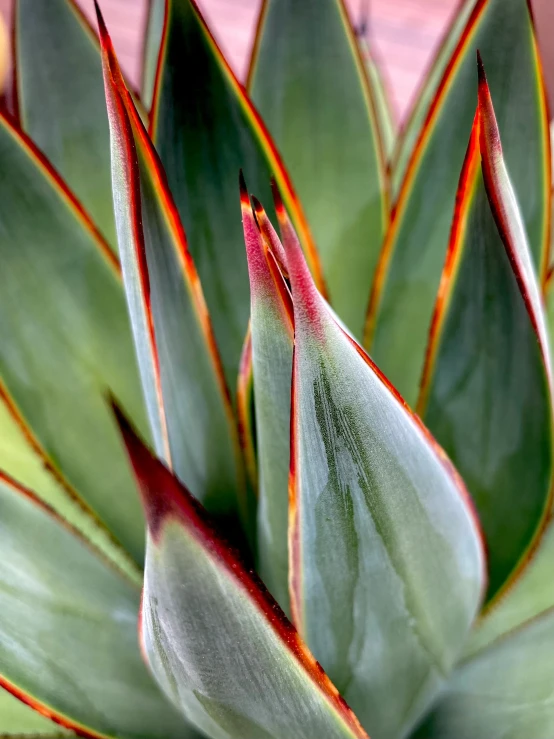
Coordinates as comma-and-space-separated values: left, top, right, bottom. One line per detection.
277, 184, 487, 630
364, 0, 550, 348
97, 3, 243, 496
246, 0, 391, 225
0, 106, 119, 277
0, 379, 141, 587
148, 0, 328, 297
0, 466, 146, 739
97, 1, 171, 466
476, 54, 554, 618
418, 57, 554, 619
111, 400, 370, 739
236, 325, 258, 495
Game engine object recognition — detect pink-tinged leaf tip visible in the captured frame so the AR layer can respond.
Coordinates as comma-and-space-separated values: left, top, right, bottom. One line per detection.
250, 194, 288, 272
270, 181, 322, 328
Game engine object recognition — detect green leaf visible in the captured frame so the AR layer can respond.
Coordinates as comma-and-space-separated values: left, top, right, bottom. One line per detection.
16, 0, 116, 249
366, 0, 550, 406
114, 405, 369, 739
150, 0, 324, 392
248, 0, 388, 339
0, 113, 148, 564
0, 384, 141, 586
413, 607, 554, 739
240, 178, 294, 614
98, 10, 243, 518
141, 0, 165, 110
390, 0, 476, 196
417, 65, 553, 603
237, 326, 258, 495
357, 35, 396, 161
280, 196, 485, 739
0, 687, 70, 736
0, 471, 190, 739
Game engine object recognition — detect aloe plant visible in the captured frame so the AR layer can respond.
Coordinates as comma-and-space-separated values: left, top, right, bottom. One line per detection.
0, 0, 552, 738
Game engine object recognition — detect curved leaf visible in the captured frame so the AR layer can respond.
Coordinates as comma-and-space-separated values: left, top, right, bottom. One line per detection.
390, 0, 477, 196
248, 0, 388, 339
414, 608, 554, 739
281, 194, 485, 738
0, 471, 189, 739
115, 406, 369, 739
16, 0, 116, 248
98, 8, 243, 517
366, 0, 550, 406
241, 178, 293, 613
0, 113, 149, 564
150, 0, 323, 391
418, 67, 553, 603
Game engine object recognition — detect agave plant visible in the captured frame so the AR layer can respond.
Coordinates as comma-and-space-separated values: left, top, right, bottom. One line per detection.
0, 0, 552, 738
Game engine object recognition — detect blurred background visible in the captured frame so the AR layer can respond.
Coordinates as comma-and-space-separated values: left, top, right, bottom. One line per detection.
0, 0, 551, 124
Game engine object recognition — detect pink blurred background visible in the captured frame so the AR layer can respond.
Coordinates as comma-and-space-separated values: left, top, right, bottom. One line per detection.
0, 0, 552, 124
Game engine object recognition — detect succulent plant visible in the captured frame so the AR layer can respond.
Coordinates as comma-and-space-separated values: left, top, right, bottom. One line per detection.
0, 0, 552, 738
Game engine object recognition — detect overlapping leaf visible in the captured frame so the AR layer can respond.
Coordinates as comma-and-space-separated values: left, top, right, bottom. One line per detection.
0, 114, 149, 563
99, 8, 243, 517
281, 195, 485, 738
418, 64, 553, 603
16, 0, 116, 248
150, 0, 322, 391
0, 471, 189, 739
414, 608, 554, 739
115, 406, 369, 739
143, 0, 308, 386
248, 0, 388, 339
366, 0, 550, 406
240, 178, 294, 613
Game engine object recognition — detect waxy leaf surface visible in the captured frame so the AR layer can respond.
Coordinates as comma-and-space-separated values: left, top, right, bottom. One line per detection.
0, 472, 189, 739
415, 608, 554, 739
0, 114, 148, 563
116, 409, 369, 739
0, 687, 70, 735
249, 0, 388, 339
99, 10, 242, 516
366, 0, 550, 406
151, 0, 322, 391
418, 74, 553, 602
16, 0, 116, 248
241, 182, 294, 613
283, 199, 485, 739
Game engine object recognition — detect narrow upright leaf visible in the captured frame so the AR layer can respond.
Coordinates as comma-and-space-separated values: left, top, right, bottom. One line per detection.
0, 471, 188, 739
282, 196, 485, 738
414, 607, 554, 739
0, 114, 148, 563
390, 0, 477, 195
150, 0, 323, 391
418, 65, 553, 603
241, 177, 294, 613
366, 0, 550, 406
16, 0, 116, 247
357, 35, 397, 160
98, 7, 243, 517
249, 0, 389, 338
115, 406, 369, 739
141, 0, 166, 110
